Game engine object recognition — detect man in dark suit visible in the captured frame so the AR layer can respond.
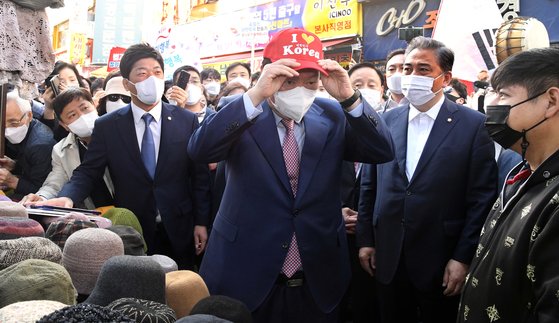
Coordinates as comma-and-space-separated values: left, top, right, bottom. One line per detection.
37, 43, 211, 270
188, 28, 394, 322
356, 37, 497, 323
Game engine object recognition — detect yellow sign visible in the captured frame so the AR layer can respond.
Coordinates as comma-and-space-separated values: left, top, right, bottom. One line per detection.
69, 33, 87, 65
303, 0, 361, 39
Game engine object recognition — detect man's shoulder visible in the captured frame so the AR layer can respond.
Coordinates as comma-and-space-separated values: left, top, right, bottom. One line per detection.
449, 100, 486, 124
28, 119, 55, 146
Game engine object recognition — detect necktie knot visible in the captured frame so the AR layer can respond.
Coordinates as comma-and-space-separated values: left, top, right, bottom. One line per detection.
142, 113, 154, 124
281, 119, 294, 131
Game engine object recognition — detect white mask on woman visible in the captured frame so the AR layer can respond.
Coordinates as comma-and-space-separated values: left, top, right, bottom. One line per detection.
106, 100, 127, 114
68, 110, 98, 138
204, 81, 221, 96
273, 86, 317, 123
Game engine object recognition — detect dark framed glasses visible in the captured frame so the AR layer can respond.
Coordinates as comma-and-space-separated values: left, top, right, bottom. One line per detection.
107, 94, 131, 103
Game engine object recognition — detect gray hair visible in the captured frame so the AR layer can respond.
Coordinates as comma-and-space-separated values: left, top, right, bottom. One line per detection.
6, 91, 32, 114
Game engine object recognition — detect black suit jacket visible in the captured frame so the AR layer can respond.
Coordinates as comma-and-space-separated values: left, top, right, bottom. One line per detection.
59, 103, 211, 258
340, 161, 361, 210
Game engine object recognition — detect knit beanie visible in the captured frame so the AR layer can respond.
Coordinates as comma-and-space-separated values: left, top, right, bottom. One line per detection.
0, 217, 44, 239
0, 236, 62, 270
85, 255, 166, 306
166, 270, 210, 318
0, 259, 77, 308
102, 207, 143, 235
62, 228, 124, 295
107, 298, 177, 323
190, 295, 252, 323
106, 225, 146, 256
0, 201, 27, 218
36, 303, 134, 323
139, 254, 178, 273
0, 300, 66, 323
45, 218, 98, 249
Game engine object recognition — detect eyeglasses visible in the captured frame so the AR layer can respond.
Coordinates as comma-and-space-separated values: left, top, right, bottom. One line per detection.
107, 94, 131, 104
6, 113, 28, 128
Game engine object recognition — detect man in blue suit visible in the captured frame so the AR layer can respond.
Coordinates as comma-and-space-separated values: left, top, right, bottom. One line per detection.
356, 37, 497, 323
37, 43, 211, 270
188, 28, 394, 322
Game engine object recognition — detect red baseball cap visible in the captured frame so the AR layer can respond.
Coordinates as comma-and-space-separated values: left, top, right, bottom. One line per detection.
263, 28, 328, 76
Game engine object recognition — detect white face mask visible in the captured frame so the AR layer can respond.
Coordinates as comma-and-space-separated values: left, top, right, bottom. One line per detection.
129, 76, 165, 105
359, 88, 382, 108
273, 86, 317, 123
204, 81, 221, 96
5, 123, 29, 144
229, 77, 250, 89
67, 110, 98, 138
186, 85, 203, 106
106, 99, 127, 114
386, 73, 403, 95
401, 74, 443, 106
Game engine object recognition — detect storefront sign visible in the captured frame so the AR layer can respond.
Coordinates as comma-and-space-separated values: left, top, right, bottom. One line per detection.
69, 33, 87, 65
363, 0, 441, 61
376, 0, 426, 36
107, 47, 126, 72
497, 0, 520, 20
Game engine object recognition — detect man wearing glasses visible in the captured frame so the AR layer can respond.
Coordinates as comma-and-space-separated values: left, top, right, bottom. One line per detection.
0, 91, 56, 200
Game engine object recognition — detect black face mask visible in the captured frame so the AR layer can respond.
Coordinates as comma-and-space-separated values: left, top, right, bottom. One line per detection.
485, 91, 547, 158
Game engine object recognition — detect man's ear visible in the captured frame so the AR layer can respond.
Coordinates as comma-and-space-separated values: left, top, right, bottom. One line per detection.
122, 78, 131, 92
545, 87, 559, 119
442, 71, 453, 87
457, 98, 465, 105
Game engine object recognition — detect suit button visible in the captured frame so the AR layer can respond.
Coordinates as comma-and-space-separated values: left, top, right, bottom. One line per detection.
401, 219, 405, 225
406, 191, 412, 196
293, 209, 299, 216
282, 243, 289, 249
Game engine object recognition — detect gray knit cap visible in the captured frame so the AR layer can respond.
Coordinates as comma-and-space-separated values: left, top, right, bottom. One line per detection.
0, 237, 62, 270
85, 255, 166, 306
62, 228, 124, 295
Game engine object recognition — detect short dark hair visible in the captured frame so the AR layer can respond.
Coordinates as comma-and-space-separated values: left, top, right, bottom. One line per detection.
348, 62, 386, 90
251, 71, 261, 83
386, 48, 406, 62
119, 43, 164, 79
173, 65, 200, 83
90, 77, 105, 94
52, 87, 93, 120
449, 78, 468, 100
405, 36, 454, 73
200, 68, 221, 82
225, 62, 251, 80
491, 47, 559, 98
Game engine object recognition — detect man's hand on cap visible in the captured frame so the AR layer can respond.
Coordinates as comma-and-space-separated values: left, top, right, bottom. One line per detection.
318, 59, 355, 101
247, 59, 300, 107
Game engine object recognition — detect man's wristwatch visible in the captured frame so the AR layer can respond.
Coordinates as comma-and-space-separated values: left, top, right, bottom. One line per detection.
339, 89, 361, 109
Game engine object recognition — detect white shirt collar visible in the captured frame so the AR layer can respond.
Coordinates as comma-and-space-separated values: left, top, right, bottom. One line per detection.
131, 101, 162, 125
408, 94, 445, 123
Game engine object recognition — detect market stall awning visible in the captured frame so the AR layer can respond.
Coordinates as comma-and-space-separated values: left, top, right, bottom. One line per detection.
89, 66, 109, 78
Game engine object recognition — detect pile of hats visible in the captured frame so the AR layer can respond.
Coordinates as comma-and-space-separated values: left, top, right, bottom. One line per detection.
0, 201, 254, 323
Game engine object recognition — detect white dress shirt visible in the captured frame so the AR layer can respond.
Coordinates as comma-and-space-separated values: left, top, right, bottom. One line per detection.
405, 95, 445, 180
131, 101, 162, 162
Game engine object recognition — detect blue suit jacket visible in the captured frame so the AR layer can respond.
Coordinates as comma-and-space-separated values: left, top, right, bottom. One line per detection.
188, 95, 394, 312
357, 99, 498, 290
59, 103, 211, 258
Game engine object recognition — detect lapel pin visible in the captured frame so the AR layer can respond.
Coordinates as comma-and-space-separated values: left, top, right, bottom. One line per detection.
167, 116, 172, 121
447, 118, 452, 123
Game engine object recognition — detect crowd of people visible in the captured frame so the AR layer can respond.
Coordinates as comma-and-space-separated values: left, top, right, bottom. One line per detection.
0, 25, 558, 323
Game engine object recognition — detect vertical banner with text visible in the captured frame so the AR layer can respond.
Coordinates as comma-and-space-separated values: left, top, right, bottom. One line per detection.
92, 0, 144, 65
